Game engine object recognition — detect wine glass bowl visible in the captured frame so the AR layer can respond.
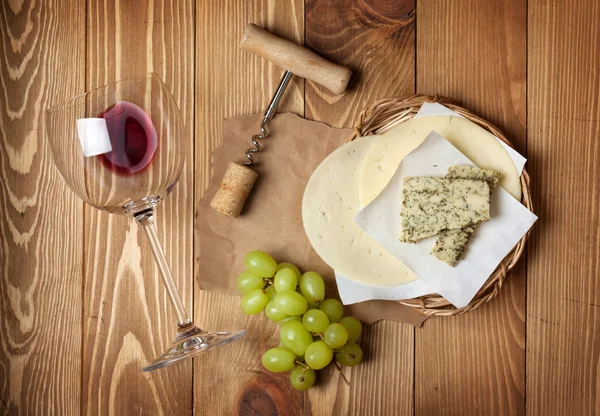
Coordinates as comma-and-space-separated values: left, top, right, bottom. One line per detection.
47, 73, 185, 214
46, 73, 245, 371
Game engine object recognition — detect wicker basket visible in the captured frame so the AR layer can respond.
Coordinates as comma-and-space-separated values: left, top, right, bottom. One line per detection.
347, 94, 533, 317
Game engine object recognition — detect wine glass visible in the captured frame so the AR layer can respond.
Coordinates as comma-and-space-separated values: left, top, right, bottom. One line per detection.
46, 73, 245, 371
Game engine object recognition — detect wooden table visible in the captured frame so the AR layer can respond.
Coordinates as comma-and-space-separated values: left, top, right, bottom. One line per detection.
2, 0, 599, 414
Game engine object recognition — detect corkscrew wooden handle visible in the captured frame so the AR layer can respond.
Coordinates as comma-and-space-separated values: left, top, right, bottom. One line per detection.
239, 24, 352, 95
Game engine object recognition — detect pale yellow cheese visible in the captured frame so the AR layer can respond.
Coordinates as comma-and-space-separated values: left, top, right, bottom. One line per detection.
432, 165, 500, 266
302, 137, 419, 286
446, 165, 500, 190
431, 226, 475, 266
359, 116, 522, 207
400, 177, 490, 242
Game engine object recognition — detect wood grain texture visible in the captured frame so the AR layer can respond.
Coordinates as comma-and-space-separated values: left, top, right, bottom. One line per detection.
3, 0, 600, 414
193, 1, 305, 415
305, 0, 416, 129
527, 0, 600, 414
416, 0, 527, 414
303, 321, 414, 416
83, 0, 195, 414
305, 1, 416, 414
0, 1, 84, 414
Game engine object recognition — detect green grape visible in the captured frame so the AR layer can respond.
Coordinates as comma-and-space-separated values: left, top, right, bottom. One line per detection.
335, 343, 363, 366
277, 262, 302, 279
265, 286, 277, 301
305, 341, 333, 370
261, 348, 296, 372
339, 316, 362, 343
278, 316, 301, 325
274, 290, 308, 316
323, 323, 348, 349
240, 289, 269, 315
299, 272, 326, 304
280, 320, 313, 356
265, 301, 287, 322
274, 268, 298, 293
245, 251, 277, 277
236, 271, 265, 294
302, 309, 330, 334
319, 299, 344, 323
290, 365, 316, 390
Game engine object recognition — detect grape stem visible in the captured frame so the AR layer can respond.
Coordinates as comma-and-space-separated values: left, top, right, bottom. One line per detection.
298, 365, 309, 382
295, 361, 309, 369
337, 348, 356, 360
334, 361, 350, 386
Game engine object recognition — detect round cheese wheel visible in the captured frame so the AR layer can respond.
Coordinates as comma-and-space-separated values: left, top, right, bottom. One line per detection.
302, 137, 419, 287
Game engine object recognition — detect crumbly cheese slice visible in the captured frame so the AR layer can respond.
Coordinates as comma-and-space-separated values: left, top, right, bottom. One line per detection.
446, 165, 500, 191
431, 226, 475, 266
400, 177, 490, 242
432, 165, 500, 266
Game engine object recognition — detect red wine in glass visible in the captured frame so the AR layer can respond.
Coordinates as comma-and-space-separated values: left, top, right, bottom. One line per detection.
98, 101, 158, 174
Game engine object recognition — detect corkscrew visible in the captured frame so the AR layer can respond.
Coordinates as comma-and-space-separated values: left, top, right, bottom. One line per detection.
244, 70, 293, 166
210, 24, 352, 218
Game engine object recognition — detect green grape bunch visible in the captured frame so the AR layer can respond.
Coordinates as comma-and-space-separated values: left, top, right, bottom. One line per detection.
236, 251, 364, 391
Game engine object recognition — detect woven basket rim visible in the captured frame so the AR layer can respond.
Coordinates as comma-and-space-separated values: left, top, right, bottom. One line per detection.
348, 94, 533, 317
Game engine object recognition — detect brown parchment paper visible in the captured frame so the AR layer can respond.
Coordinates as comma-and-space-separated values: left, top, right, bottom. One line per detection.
195, 113, 428, 326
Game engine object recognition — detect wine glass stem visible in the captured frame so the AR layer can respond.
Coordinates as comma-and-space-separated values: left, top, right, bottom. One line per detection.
135, 209, 192, 327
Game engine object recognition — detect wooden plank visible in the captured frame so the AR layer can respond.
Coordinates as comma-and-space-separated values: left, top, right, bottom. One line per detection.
193, 0, 305, 414
0, 0, 84, 414
83, 0, 195, 413
415, 0, 527, 414
305, 0, 416, 129
305, 1, 416, 414
527, 1, 600, 414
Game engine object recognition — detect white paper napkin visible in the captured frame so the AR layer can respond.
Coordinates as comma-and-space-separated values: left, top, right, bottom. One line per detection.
335, 102, 529, 305
354, 131, 538, 308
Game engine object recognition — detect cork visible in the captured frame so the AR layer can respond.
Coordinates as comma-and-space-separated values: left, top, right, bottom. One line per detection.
211, 162, 259, 218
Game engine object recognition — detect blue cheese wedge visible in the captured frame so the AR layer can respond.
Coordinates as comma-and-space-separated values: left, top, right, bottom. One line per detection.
400, 177, 490, 242
432, 166, 501, 266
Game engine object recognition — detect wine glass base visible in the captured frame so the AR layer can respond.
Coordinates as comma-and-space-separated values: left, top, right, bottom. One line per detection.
142, 326, 246, 372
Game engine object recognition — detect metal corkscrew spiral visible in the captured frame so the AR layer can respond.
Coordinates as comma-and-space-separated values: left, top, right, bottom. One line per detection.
244, 119, 268, 165
243, 70, 293, 166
